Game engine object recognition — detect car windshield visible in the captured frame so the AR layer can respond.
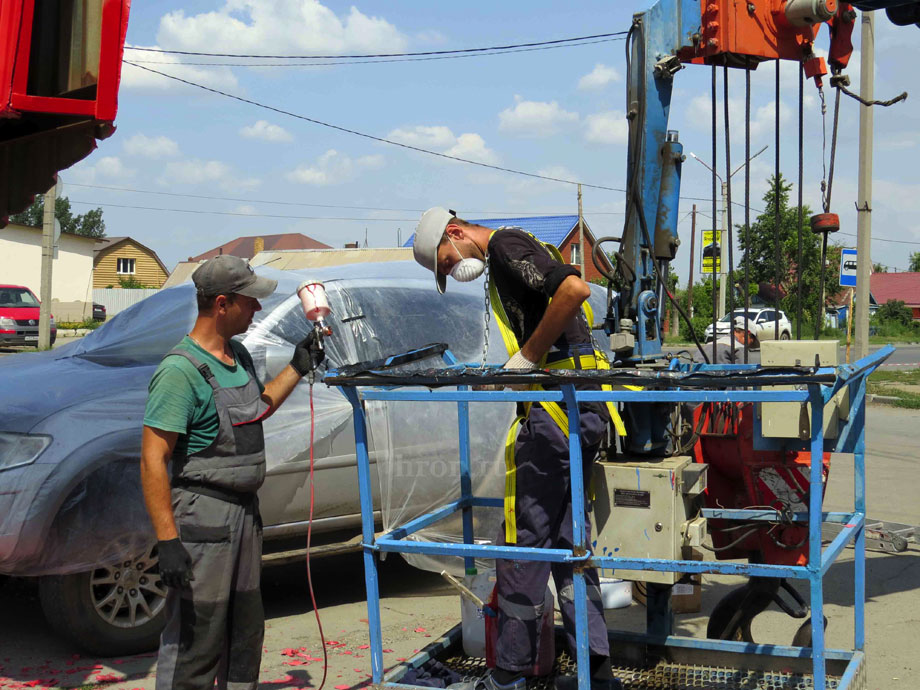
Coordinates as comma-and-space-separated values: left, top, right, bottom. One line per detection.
718, 309, 756, 323
0, 288, 39, 307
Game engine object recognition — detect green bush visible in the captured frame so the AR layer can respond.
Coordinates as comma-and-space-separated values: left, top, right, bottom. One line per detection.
57, 319, 102, 330
680, 315, 715, 343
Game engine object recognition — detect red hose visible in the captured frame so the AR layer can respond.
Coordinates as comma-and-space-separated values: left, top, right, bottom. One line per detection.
306, 382, 328, 690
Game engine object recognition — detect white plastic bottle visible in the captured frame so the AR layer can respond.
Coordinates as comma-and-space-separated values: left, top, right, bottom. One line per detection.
461, 567, 496, 658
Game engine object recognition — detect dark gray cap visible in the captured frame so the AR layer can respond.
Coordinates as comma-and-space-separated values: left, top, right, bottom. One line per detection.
192, 255, 277, 299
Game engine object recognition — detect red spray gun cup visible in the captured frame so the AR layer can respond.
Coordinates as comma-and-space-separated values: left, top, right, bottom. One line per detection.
297, 281, 332, 336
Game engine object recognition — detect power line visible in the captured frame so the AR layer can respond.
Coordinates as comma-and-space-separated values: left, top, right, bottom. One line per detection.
68, 200, 418, 221
67, 182, 629, 215
125, 38, 625, 68
837, 231, 920, 246
124, 61, 626, 194
123, 31, 628, 59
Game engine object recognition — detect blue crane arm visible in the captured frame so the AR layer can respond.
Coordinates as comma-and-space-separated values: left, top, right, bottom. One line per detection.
616, 0, 699, 364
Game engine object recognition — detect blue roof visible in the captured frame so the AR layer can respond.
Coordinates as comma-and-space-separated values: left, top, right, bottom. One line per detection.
403, 215, 580, 249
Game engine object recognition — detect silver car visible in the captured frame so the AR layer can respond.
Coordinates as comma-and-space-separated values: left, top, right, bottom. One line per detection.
703, 307, 792, 344
1, 262, 604, 655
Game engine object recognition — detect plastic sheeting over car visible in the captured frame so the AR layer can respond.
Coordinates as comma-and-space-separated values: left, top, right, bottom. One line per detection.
0, 260, 610, 578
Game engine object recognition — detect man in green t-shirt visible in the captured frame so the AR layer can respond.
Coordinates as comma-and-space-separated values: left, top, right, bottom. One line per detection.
141, 255, 323, 690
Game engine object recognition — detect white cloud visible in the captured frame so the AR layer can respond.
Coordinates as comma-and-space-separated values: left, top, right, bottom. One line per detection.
387, 125, 499, 164
286, 150, 385, 186
158, 158, 260, 190
578, 63, 620, 90
584, 111, 628, 145
687, 95, 791, 141
69, 156, 135, 184
234, 205, 258, 215
157, 1, 407, 55
498, 96, 579, 137
386, 125, 456, 150
121, 48, 239, 91
239, 120, 293, 143
122, 134, 180, 159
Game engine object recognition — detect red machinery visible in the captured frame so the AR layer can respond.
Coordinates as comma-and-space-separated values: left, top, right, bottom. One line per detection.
0, 0, 131, 222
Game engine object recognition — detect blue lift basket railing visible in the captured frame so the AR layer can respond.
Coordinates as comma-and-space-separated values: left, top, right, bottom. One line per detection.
323, 343, 894, 690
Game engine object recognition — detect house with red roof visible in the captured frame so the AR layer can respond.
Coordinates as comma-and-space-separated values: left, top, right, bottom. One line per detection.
871, 272, 920, 320
187, 233, 332, 263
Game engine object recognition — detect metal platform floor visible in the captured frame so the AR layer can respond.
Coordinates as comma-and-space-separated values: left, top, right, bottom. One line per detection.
441, 652, 852, 690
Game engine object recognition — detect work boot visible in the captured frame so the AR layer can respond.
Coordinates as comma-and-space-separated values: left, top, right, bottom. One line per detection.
554, 675, 623, 690
448, 672, 527, 690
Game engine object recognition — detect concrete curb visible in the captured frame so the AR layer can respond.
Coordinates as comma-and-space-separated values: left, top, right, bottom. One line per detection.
867, 393, 901, 406
58, 328, 92, 337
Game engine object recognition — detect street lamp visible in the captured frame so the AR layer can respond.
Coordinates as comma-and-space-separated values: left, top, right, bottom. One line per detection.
688, 145, 768, 318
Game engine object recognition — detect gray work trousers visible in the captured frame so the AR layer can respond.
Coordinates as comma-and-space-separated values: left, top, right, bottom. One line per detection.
495, 406, 610, 673
155, 489, 264, 690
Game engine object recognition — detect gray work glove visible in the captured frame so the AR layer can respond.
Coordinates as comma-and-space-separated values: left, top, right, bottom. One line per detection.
157, 538, 194, 589
290, 329, 325, 377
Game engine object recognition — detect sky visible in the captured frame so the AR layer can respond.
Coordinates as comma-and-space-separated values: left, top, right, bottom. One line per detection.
63, 0, 920, 285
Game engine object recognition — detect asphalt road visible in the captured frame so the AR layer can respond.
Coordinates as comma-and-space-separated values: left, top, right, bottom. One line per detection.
0, 404, 917, 690
664, 342, 920, 368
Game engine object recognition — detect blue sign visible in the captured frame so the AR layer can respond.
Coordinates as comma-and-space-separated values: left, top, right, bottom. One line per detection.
840, 248, 858, 287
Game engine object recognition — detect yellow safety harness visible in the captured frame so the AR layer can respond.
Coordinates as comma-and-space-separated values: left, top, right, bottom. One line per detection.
489, 230, 635, 543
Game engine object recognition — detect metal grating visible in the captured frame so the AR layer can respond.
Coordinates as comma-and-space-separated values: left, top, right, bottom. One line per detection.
442, 653, 853, 690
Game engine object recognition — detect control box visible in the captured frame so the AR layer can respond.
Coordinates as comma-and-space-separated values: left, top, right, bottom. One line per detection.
592, 456, 707, 584
759, 340, 848, 440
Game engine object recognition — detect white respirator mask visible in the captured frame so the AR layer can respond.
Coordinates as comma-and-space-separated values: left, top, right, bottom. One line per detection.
447, 237, 486, 282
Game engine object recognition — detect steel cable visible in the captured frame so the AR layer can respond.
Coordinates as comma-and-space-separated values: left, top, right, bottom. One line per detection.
797, 64, 805, 340
723, 65, 736, 363
774, 61, 781, 341
712, 65, 719, 365
744, 59, 752, 364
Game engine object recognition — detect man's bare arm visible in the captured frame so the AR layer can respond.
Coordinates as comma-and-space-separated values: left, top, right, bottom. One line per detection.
519, 275, 592, 362
140, 426, 180, 541
260, 364, 302, 419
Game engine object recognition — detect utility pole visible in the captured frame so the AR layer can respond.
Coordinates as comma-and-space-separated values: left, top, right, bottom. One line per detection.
854, 10, 873, 361
577, 184, 585, 277
39, 178, 56, 350
688, 204, 697, 317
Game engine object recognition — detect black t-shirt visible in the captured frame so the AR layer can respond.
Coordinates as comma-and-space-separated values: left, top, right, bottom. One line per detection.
487, 228, 587, 350
488, 229, 609, 424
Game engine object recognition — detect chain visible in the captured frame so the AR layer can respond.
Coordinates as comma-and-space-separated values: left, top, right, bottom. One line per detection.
479, 256, 491, 368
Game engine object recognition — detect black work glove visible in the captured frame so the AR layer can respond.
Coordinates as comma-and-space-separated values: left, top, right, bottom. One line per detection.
157, 538, 194, 589
290, 329, 325, 377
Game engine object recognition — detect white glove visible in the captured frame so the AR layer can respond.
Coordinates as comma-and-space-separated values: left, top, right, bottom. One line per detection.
503, 351, 537, 370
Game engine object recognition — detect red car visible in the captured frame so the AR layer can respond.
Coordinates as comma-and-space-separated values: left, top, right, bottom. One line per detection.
0, 285, 55, 346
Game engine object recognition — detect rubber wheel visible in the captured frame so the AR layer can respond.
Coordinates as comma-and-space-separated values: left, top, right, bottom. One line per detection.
791, 616, 828, 648
780, 331, 791, 340
39, 543, 166, 656
706, 586, 753, 642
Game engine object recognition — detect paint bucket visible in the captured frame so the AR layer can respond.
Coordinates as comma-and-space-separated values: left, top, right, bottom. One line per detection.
599, 577, 632, 609
296, 281, 331, 322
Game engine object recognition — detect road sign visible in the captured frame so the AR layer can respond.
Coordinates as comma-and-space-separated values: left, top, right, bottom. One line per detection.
840, 248, 857, 287
701, 230, 721, 273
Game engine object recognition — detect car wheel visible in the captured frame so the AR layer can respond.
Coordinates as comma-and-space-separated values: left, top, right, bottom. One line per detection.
39, 542, 166, 656
780, 331, 791, 340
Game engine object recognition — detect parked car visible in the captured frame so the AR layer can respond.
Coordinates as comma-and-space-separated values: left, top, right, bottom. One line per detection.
703, 307, 792, 343
0, 284, 56, 346
92, 302, 106, 321
0, 262, 605, 655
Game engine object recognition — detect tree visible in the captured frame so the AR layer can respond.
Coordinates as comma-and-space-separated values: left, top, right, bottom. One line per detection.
910, 252, 920, 273
873, 262, 888, 274
874, 299, 912, 326
9, 196, 106, 238
737, 174, 841, 328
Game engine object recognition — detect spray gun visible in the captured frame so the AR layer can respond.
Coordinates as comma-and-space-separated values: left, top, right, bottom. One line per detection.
297, 280, 333, 384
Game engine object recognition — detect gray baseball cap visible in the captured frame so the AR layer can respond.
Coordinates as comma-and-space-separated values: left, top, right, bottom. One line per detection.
192, 255, 277, 299
413, 206, 454, 294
